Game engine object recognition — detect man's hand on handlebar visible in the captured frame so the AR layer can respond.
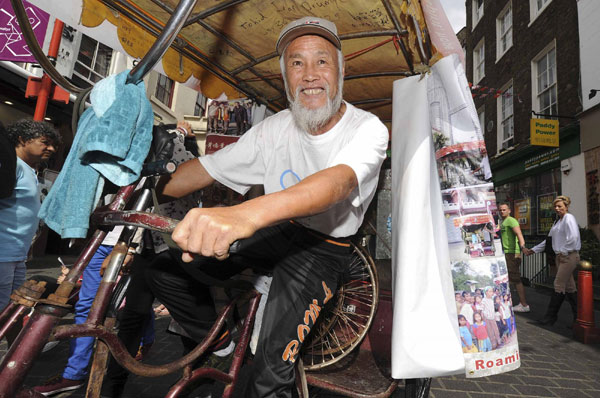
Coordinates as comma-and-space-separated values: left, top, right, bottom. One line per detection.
172, 206, 258, 262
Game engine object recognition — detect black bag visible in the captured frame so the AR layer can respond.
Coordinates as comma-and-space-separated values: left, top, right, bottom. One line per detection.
544, 219, 557, 258
544, 235, 556, 267
544, 236, 554, 256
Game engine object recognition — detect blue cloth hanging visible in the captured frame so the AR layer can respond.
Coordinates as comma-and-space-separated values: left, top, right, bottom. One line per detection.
39, 70, 153, 239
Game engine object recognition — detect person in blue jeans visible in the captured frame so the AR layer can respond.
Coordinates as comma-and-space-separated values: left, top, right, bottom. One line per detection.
0, 120, 60, 312
65, 243, 113, 380
0, 120, 60, 346
34, 121, 194, 396
33, 227, 126, 396
34, 225, 155, 396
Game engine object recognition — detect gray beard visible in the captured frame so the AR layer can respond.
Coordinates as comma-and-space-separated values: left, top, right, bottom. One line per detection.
289, 85, 343, 134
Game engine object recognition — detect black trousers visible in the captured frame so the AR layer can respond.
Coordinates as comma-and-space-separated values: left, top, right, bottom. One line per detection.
102, 254, 157, 397
102, 249, 218, 397
145, 221, 353, 398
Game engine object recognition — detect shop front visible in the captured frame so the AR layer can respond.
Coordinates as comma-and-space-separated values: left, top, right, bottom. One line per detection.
490, 123, 580, 242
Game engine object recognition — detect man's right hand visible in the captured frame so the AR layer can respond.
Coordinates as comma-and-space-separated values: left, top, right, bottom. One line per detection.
171, 206, 258, 262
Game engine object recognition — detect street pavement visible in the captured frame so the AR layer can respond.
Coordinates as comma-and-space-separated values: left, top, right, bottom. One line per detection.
1, 255, 599, 398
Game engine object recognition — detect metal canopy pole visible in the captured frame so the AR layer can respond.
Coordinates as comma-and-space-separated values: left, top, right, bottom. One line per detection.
381, 0, 414, 73
126, 0, 197, 85
31, 20, 65, 120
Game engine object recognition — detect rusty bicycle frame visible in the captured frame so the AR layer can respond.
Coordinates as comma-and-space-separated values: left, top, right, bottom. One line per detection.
0, 171, 263, 397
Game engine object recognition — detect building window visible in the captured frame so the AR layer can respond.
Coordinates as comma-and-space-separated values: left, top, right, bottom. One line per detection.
472, 0, 484, 27
194, 92, 207, 117
536, 0, 551, 10
496, 3, 512, 59
530, 0, 552, 22
155, 74, 174, 107
72, 34, 112, 88
473, 39, 485, 84
533, 45, 557, 116
498, 84, 514, 150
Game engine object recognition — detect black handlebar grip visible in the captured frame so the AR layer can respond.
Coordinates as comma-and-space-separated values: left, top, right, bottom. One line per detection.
229, 240, 241, 254
141, 160, 177, 177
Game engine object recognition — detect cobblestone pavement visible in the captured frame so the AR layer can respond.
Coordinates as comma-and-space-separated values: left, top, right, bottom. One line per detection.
1, 256, 599, 397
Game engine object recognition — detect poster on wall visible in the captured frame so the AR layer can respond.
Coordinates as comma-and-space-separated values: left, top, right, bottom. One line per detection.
0, 0, 49, 62
206, 98, 255, 136
202, 134, 244, 207
537, 193, 556, 235
513, 198, 531, 233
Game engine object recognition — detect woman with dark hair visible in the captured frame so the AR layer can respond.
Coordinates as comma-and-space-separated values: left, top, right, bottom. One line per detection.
523, 195, 581, 326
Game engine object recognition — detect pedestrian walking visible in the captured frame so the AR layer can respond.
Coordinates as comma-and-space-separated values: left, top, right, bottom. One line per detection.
523, 195, 580, 326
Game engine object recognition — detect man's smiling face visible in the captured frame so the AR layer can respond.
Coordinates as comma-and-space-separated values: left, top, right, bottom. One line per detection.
283, 34, 341, 111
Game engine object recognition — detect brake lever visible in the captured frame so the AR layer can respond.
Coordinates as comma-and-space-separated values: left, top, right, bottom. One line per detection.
93, 210, 243, 255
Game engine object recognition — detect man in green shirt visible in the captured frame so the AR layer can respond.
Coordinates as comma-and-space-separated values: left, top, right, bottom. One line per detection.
499, 203, 530, 312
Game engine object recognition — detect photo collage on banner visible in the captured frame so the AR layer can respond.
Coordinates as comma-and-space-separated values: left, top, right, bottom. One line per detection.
435, 127, 520, 376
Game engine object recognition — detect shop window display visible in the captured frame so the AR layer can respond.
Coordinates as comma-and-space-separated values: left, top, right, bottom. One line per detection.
493, 169, 561, 239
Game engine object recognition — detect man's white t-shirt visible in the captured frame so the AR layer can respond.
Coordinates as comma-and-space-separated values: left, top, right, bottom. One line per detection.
200, 102, 389, 238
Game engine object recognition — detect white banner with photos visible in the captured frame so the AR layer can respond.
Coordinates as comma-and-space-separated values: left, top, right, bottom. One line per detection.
391, 54, 520, 378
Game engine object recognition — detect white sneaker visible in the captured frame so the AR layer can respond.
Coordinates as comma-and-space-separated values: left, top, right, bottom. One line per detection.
513, 303, 530, 313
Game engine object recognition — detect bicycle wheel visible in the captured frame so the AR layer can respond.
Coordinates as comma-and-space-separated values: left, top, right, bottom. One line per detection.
301, 242, 379, 370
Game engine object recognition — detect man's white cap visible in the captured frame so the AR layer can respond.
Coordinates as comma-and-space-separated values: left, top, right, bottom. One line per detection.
276, 16, 341, 56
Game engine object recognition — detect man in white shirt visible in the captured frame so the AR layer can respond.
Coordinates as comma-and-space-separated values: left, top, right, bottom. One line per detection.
145, 16, 388, 397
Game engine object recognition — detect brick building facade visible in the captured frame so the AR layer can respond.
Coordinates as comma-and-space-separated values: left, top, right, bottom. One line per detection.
464, 0, 586, 240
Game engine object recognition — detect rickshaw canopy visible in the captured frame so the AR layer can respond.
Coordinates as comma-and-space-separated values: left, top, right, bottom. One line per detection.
66, 0, 461, 129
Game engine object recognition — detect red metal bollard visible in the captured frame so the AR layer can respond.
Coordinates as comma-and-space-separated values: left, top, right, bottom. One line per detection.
573, 260, 600, 344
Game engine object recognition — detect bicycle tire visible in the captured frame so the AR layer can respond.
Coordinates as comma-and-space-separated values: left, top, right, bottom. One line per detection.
301, 242, 379, 370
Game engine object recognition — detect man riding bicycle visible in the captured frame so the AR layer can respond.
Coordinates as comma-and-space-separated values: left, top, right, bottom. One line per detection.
145, 16, 388, 397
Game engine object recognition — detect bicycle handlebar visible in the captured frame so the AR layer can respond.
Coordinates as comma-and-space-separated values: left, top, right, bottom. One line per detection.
92, 210, 241, 254
141, 160, 177, 177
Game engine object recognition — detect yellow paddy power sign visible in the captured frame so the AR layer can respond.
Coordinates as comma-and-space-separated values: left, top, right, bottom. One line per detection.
530, 118, 559, 147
